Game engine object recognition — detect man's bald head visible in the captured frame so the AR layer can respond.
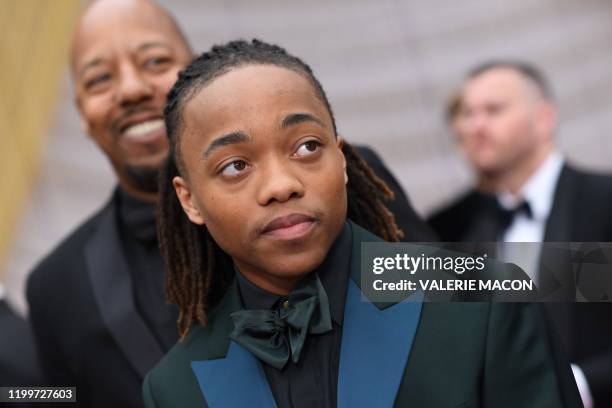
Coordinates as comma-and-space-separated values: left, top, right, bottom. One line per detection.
467, 60, 553, 102
71, 0, 193, 202
71, 0, 191, 75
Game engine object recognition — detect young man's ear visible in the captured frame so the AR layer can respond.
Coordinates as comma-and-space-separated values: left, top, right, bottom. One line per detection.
336, 137, 348, 184
172, 176, 205, 225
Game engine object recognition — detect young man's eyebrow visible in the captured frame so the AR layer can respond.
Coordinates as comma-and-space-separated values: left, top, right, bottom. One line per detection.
203, 131, 250, 159
281, 113, 326, 129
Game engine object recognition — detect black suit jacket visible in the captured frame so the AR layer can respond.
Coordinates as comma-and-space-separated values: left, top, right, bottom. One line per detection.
26, 191, 173, 408
0, 300, 41, 386
428, 164, 612, 406
25, 146, 429, 407
143, 222, 581, 408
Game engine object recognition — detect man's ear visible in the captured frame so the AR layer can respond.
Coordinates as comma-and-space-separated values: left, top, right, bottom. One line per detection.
536, 101, 557, 140
75, 96, 91, 136
80, 117, 90, 136
336, 137, 348, 184
172, 176, 205, 225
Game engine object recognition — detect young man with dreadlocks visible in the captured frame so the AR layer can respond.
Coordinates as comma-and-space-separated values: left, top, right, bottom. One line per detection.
143, 40, 581, 408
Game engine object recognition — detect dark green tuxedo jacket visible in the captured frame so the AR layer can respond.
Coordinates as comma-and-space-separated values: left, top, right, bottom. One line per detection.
143, 222, 581, 407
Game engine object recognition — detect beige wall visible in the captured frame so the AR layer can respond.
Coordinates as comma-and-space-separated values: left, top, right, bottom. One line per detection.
4, 0, 612, 313
0, 0, 80, 282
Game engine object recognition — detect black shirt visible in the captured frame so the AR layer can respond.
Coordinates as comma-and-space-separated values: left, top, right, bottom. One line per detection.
117, 189, 178, 351
236, 223, 352, 408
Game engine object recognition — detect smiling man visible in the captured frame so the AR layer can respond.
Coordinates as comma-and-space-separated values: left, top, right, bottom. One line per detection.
143, 40, 581, 408
26, 1, 192, 406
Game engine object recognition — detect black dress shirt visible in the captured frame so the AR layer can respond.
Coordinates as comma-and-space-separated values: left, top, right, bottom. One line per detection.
236, 223, 352, 408
117, 190, 178, 351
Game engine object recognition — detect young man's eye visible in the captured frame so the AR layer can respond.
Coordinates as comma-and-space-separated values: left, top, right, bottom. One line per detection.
294, 140, 321, 157
220, 160, 250, 177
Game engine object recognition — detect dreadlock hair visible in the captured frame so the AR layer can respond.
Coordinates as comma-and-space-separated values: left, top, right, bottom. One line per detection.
158, 39, 403, 339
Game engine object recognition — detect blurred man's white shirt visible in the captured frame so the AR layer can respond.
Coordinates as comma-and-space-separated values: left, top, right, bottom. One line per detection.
499, 151, 564, 280
572, 364, 594, 408
500, 150, 564, 246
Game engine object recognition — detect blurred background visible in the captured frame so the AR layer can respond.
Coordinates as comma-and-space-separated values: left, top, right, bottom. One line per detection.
2, 0, 612, 314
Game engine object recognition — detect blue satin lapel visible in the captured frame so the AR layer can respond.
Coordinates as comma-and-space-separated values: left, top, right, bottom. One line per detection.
338, 281, 423, 408
191, 341, 277, 408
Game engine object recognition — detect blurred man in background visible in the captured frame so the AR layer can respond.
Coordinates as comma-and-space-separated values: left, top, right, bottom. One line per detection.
26, 1, 192, 406
0, 282, 41, 387
429, 60, 612, 407
25, 0, 431, 406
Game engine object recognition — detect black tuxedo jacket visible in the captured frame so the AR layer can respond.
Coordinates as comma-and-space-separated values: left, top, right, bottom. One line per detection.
428, 164, 612, 406
26, 191, 174, 407
0, 300, 41, 386
143, 222, 581, 408
25, 146, 429, 407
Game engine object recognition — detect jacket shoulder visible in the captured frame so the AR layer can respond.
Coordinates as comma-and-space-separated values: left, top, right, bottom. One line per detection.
427, 190, 482, 241
144, 327, 208, 408
569, 165, 612, 196
400, 302, 580, 406
26, 200, 114, 303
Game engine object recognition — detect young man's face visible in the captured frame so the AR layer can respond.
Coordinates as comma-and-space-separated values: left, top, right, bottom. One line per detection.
72, 0, 192, 194
174, 65, 347, 294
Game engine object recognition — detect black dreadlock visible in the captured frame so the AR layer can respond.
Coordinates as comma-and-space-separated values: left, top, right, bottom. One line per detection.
158, 39, 403, 339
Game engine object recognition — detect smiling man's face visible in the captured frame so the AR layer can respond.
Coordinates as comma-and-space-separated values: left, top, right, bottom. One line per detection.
71, 0, 192, 198
173, 64, 348, 295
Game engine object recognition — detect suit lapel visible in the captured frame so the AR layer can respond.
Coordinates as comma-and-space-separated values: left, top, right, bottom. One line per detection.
189, 281, 276, 408
192, 341, 276, 408
338, 281, 422, 408
84, 197, 163, 379
544, 165, 579, 241
190, 222, 423, 408
540, 166, 581, 351
337, 223, 423, 408
463, 192, 501, 242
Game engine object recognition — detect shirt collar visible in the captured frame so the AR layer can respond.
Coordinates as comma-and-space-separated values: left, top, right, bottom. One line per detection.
0, 283, 5, 301
497, 151, 564, 221
236, 222, 352, 326
117, 188, 158, 244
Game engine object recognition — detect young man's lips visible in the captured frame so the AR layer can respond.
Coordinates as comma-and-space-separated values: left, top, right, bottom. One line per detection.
261, 213, 317, 239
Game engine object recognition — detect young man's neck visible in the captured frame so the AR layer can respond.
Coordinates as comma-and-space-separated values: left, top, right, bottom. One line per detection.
477, 145, 554, 196
236, 265, 306, 296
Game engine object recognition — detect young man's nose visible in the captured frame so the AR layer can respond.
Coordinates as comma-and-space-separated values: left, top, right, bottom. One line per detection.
256, 158, 305, 206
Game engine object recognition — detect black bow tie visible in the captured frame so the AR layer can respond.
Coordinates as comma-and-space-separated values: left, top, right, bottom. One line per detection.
230, 273, 333, 370
495, 200, 533, 233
